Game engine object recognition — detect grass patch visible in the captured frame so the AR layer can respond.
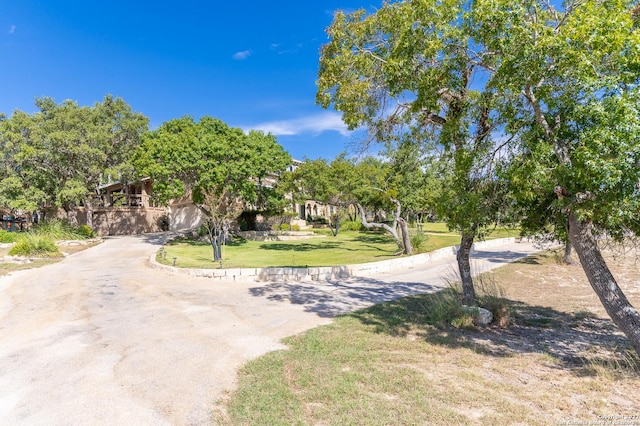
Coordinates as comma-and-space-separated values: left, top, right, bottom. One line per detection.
0, 229, 18, 243
159, 231, 402, 268
0, 258, 60, 276
9, 234, 62, 257
417, 222, 520, 240
32, 219, 95, 240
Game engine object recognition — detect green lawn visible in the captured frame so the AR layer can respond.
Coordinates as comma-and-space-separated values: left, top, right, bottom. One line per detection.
161, 231, 404, 269
158, 224, 520, 269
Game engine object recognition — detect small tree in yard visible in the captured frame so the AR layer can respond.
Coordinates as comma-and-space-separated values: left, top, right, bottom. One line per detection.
133, 116, 291, 262
200, 189, 243, 262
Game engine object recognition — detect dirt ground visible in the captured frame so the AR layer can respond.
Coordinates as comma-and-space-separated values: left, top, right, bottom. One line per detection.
458, 246, 640, 421
484, 247, 640, 359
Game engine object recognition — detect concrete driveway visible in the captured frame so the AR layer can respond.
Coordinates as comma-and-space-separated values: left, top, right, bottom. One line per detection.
0, 233, 541, 425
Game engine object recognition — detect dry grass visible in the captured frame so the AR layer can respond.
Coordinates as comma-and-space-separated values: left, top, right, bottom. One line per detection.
0, 240, 102, 276
218, 247, 640, 425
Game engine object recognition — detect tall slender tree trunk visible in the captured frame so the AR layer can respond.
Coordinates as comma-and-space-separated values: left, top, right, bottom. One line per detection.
457, 232, 476, 306
562, 240, 574, 265
567, 212, 640, 356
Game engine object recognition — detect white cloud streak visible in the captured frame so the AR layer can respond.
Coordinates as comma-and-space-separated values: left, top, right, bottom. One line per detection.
246, 112, 351, 137
8, 25, 16, 35
232, 50, 251, 60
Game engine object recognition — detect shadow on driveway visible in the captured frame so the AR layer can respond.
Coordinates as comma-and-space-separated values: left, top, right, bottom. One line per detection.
249, 277, 445, 318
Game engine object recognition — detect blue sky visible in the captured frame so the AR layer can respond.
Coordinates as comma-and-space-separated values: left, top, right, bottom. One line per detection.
0, 1, 373, 160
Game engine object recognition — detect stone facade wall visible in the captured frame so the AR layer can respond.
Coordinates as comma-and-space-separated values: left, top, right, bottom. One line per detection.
58, 207, 167, 236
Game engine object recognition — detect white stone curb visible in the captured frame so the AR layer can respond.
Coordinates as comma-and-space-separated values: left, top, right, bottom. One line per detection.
149, 237, 520, 282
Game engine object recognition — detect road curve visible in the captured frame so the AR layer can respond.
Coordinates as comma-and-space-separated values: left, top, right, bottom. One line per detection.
0, 233, 541, 425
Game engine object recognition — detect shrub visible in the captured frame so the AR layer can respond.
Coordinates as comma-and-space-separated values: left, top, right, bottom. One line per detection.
475, 273, 511, 327
311, 216, 328, 224
291, 224, 300, 231
77, 225, 95, 238
9, 234, 61, 257
197, 224, 209, 238
340, 220, 364, 232
33, 219, 94, 240
410, 230, 428, 252
280, 223, 290, 231
425, 288, 469, 328
0, 229, 17, 243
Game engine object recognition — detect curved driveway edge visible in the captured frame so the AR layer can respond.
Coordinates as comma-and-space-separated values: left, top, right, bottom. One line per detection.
149, 237, 523, 282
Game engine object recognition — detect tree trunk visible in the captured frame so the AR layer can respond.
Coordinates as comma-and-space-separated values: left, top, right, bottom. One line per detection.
562, 240, 574, 265
567, 212, 640, 356
329, 217, 340, 236
356, 203, 402, 250
457, 233, 476, 306
398, 217, 412, 255
210, 234, 222, 262
85, 196, 94, 229
207, 223, 223, 262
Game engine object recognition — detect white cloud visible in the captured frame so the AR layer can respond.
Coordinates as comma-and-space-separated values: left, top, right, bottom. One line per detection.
8, 25, 15, 35
232, 50, 251, 60
246, 112, 351, 137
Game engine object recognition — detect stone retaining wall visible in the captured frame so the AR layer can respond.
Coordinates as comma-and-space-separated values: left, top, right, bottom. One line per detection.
149, 237, 521, 282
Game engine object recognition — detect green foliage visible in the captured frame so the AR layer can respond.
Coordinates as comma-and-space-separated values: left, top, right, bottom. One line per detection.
0, 230, 17, 243
317, 0, 518, 248
133, 116, 291, 207
9, 234, 61, 257
409, 230, 427, 252
279, 223, 290, 231
0, 95, 148, 211
133, 116, 291, 261
33, 219, 92, 240
291, 224, 301, 231
77, 225, 95, 239
340, 220, 364, 232
472, 0, 640, 239
426, 289, 470, 328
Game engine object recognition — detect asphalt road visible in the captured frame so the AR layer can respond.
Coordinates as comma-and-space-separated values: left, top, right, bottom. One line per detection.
0, 233, 541, 425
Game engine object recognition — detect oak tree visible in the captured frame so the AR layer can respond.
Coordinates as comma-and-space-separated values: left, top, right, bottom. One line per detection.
133, 116, 291, 261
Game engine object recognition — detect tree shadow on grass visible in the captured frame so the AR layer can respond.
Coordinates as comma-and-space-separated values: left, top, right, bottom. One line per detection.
259, 241, 344, 252
248, 269, 637, 375
348, 291, 638, 375
352, 234, 395, 245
